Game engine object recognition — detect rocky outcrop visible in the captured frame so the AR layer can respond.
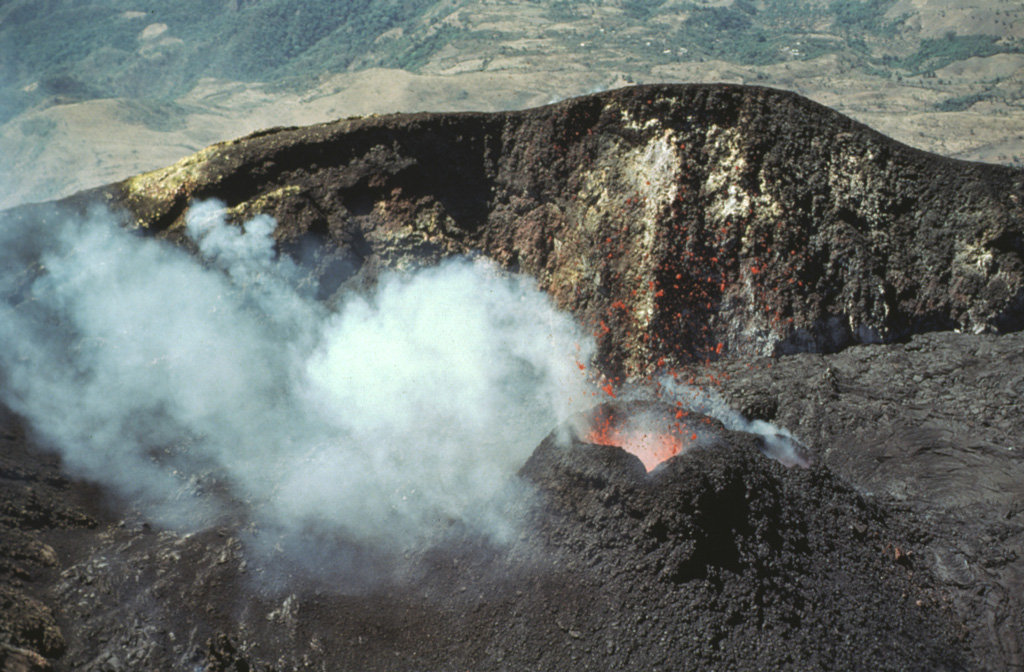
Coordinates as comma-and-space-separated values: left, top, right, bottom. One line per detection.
0, 405, 94, 672
711, 330, 1024, 670
42, 83, 1024, 376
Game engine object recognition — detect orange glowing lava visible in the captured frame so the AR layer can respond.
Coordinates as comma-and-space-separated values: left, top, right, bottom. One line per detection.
583, 405, 694, 471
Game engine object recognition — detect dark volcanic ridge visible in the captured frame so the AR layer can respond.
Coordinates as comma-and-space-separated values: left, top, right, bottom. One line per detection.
0, 84, 1022, 671
40, 82, 1024, 375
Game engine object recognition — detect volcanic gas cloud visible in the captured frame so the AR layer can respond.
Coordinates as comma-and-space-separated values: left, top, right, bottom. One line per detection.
0, 196, 809, 584
0, 200, 601, 560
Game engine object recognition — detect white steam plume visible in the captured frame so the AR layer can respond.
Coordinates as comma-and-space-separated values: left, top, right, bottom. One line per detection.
0, 200, 595, 553
654, 377, 809, 467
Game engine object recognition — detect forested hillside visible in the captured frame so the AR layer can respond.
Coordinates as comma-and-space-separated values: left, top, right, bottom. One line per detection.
0, 0, 448, 123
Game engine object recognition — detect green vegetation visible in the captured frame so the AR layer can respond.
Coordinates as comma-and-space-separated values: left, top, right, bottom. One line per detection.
756, 0, 827, 33
829, 0, 898, 34
546, 1, 581, 21
934, 91, 996, 112
669, 5, 768, 65
1, 0, 1019, 126
649, 0, 854, 67
861, 64, 893, 79
622, 0, 667, 21
212, 0, 439, 81
117, 101, 192, 132
897, 34, 1020, 74
0, 0, 441, 122
379, 24, 465, 71
662, 3, 791, 66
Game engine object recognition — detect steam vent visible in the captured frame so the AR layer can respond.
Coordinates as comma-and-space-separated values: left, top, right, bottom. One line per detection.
2, 85, 1024, 671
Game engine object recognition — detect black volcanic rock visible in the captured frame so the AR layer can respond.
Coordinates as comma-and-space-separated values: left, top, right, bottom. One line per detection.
709, 330, 1024, 669
0, 405, 94, 672
0, 401, 971, 672
35, 83, 1024, 377
521, 417, 967, 670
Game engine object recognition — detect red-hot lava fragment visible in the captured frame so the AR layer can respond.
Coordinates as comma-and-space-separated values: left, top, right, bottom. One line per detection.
582, 404, 693, 471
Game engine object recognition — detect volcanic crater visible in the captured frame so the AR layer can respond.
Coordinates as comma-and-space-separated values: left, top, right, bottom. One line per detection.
1, 84, 1023, 671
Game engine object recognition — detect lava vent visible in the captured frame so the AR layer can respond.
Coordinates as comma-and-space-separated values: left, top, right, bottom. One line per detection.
576, 401, 724, 471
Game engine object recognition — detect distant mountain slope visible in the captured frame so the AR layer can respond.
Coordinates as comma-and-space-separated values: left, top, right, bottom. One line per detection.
1, 0, 1023, 208
0, 0, 448, 122
3, 0, 1021, 121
